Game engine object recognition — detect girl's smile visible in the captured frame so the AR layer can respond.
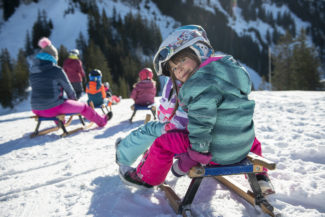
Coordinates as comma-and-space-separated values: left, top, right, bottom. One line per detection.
169, 57, 199, 83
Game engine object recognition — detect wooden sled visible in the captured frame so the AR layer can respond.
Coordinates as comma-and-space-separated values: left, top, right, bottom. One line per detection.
129, 104, 156, 123
160, 152, 280, 217
30, 113, 94, 138
89, 100, 113, 116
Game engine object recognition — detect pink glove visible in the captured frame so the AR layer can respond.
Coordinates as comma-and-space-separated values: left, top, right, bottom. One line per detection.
171, 147, 212, 177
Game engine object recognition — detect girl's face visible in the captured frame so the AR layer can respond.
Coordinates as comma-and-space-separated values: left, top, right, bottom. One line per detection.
168, 57, 199, 83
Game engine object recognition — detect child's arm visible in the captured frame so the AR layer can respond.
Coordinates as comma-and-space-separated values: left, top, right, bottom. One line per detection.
100, 85, 106, 99
180, 84, 220, 153
130, 85, 137, 101
57, 68, 77, 100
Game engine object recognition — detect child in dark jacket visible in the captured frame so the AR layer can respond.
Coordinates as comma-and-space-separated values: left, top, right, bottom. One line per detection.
30, 38, 109, 127
130, 68, 156, 106
86, 69, 107, 107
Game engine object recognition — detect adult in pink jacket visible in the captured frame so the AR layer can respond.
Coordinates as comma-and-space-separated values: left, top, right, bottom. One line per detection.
130, 68, 156, 106
63, 49, 85, 99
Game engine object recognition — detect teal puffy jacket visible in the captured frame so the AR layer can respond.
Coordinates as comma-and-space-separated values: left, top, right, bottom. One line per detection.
179, 55, 255, 165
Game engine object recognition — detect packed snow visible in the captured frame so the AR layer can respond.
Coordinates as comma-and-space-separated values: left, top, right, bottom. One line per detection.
0, 91, 324, 217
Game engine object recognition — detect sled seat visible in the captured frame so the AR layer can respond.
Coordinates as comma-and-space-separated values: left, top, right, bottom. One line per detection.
160, 152, 277, 217
129, 104, 156, 123
30, 113, 91, 138
89, 100, 113, 116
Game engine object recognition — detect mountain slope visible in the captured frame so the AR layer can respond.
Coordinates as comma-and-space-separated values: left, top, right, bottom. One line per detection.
1, 0, 323, 79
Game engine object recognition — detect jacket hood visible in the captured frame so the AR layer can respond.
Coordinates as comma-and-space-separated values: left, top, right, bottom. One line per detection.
30, 58, 57, 74
200, 55, 252, 96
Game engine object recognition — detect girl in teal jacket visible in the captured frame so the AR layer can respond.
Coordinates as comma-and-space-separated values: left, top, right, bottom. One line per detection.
120, 25, 273, 194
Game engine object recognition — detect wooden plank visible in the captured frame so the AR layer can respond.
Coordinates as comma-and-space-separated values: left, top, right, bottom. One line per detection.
215, 176, 278, 217
144, 114, 151, 124
188, 166, 205, 178
61, 121, 94, 137
30, 126, 60, 138
247, 152, 276, 170
215, 176, 255, 205
159, 184, 181, 214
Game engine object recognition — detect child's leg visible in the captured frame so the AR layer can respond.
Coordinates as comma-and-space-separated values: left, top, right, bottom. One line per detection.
250, 137, 268, 172
136, 131, 190, 186
39, 100, 107, 127
250, 137, 262, 156
117, 121, 165, 166
32, 108, 63, 126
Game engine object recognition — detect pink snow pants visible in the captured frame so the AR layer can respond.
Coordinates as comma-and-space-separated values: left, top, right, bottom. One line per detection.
136, 131, 265, 186
32, 99, 107, 127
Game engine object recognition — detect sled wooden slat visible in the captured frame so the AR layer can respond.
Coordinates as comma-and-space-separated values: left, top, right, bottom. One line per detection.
61, 121, 94, 137
188, 158, 264, 178
161, 153, 279, 217
30, 115, 75, 138
216, 176, 278, 217
159, 184, 181, 213
247, 152, 276, 170
30, 113, 91, 138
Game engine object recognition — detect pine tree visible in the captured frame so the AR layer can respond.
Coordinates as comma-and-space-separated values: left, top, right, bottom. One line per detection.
272, 29, 321, 90
76, 32, 87, 60
291, 29, 320, 90
272, 31, 294, 90
117, 77, 129, 98
0, 49, 14, 108
84, 40, 113, 86
3, 0, 20, 21
58, 45, 69, 67
24, 30, 34, 56
13, 49, 30, 101
32, 10, 52, 49
120, 55, 140, 89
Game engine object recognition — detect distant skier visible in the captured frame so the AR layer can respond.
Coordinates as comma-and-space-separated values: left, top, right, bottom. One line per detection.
29, 37, 110, 127
63, 49, 85, 100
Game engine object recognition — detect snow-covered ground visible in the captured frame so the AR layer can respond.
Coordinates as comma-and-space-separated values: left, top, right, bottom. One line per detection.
0, 91, 324, 217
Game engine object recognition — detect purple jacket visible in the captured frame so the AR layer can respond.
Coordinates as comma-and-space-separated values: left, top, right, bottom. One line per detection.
130, 80, 156, 105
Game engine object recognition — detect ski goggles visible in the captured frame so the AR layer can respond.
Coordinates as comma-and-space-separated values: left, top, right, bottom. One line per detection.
153, 46, 173, 76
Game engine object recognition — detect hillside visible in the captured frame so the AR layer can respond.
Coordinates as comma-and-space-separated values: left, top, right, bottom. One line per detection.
1, 0, 324, 81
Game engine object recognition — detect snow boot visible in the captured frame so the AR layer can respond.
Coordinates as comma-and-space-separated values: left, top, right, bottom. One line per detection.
107, 111, 113, 121
115, 137, 133, 176
120, 168, 153, 189
115, 137, 122, 165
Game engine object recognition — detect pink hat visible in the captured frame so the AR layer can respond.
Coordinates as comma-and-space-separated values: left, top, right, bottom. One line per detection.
38, 37, 58, 61
139, 68, 153, 80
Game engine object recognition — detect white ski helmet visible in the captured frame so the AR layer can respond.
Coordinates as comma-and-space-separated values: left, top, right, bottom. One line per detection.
153, 25, 213, 76
69, 49, 79, 56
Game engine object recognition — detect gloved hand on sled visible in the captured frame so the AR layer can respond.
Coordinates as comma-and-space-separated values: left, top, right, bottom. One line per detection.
171, 147, 212, 177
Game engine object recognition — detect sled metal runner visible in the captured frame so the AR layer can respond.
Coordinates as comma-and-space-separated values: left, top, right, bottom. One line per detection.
30, 113, 94, 138
160, 152, 280, 217
89, 100, 113, 116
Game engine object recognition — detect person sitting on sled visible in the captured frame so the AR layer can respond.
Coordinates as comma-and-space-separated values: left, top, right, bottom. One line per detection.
103, 82, 121, 105
130, 68, 156, 108
119, 25, 274, 194
85, 69, 111, 108
29, 37, 110, 127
